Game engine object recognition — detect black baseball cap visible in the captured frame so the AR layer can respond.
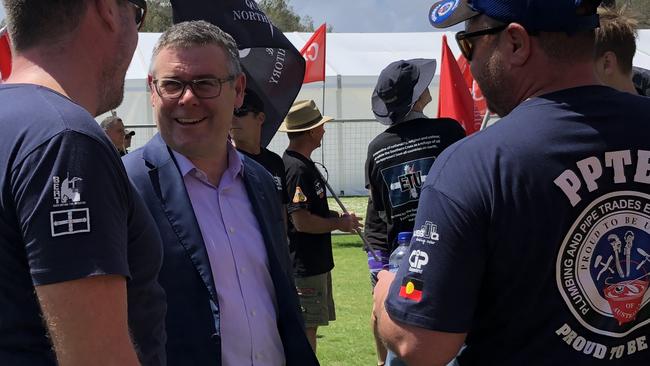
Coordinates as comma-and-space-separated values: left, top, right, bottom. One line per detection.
429, 0, 601, 32
239, 88, 265, 114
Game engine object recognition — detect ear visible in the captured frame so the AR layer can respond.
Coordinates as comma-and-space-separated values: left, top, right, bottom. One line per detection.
256, 112, 266, 126
233, 73, 247, 108
148, 75, 157, 106
94, 0, 120, 32
601, 52, 618, 76
504, 23, 531, 67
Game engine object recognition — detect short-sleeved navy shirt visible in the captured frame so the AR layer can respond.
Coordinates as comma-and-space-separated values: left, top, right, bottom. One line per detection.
283, 150, 333, 277
239, 147, 289, 204
365, 117, 465, 250
386, 86, 650, 365
0, 84, 166, 365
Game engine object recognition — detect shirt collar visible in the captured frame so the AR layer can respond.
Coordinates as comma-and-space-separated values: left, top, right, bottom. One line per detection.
171, 142, 245, 179
401, 110, 427, 122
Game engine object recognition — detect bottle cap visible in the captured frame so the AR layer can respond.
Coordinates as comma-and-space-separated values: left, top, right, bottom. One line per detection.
397, 231, 412, 243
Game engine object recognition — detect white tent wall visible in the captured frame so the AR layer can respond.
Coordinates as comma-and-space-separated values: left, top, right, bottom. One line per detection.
98, 30, 650, 196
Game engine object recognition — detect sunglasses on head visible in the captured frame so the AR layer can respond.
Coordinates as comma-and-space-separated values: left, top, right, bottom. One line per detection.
126, 0, 147, 30
455, 24, 508, 61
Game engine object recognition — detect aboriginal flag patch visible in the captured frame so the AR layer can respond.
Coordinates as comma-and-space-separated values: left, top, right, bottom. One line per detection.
399, 276, 423, 302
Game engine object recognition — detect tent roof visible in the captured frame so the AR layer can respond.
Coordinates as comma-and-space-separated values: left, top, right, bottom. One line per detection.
127, 31, 470, 80
129, 30, 650, 80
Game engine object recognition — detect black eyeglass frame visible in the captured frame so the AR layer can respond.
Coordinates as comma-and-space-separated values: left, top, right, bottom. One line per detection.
455, 24, 508, 61
126, 0, 147, 30
151, 77, 236, 100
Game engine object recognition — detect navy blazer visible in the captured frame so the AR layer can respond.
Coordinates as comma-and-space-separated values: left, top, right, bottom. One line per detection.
123, 134, 318, 365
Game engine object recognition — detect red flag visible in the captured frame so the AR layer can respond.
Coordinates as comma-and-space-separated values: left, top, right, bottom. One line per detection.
0, 29, 11, 81
437, 35, 478, 134
457, 55, 488, 129
300, 23, 326, 84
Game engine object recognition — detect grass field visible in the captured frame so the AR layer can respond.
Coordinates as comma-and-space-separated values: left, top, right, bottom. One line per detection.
327, 196, 369, 225
316, 234, 377, 365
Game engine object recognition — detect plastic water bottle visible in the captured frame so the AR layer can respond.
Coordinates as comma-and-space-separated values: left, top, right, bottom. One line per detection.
388, 231, 412, 272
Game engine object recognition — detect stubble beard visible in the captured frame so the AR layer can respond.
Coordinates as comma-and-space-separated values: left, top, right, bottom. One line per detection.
95, 8, 135, 116
96, 65, 126, 116
475, 53, 516, 118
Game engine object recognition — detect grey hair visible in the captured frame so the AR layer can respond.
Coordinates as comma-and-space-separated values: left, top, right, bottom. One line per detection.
149, 20, 242, 77
100, 116, 123, 130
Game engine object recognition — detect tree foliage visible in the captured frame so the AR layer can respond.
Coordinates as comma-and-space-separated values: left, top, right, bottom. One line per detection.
140, 0, 325, 33
258, 0, 314, 32
142, 0, 173, 33
605, 0, 650, 27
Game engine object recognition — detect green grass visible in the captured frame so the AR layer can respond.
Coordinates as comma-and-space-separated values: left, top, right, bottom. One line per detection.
317, 234, 377, 365
327, 196, 369, 225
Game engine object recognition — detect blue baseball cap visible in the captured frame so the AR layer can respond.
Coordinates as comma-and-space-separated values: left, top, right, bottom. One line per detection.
429, 0, 601, 32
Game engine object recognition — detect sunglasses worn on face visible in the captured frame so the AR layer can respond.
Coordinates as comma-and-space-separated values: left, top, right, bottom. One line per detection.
152, 77, 236, 100
233, 107, 259, 117
126, 0, 147, 30
455, 24, 508, 61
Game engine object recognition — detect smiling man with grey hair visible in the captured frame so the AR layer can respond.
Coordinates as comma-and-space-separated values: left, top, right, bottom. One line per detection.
123, 20, 317, 365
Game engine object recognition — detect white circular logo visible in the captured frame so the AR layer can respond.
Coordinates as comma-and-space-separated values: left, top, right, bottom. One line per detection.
304, 43, 319, 62
429, 0, 460, 26
557, 191, 650, 338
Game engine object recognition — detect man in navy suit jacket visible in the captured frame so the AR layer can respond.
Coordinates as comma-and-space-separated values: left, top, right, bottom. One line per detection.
123, 20, 317, 365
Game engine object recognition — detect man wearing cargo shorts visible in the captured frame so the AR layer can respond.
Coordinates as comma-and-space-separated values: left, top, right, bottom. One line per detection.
281, 100, 362, 352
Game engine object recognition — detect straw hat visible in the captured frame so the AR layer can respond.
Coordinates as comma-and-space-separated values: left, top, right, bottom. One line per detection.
278, 100, 333, 132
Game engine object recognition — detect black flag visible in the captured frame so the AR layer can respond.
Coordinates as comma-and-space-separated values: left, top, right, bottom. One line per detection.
170, 0, 306, 146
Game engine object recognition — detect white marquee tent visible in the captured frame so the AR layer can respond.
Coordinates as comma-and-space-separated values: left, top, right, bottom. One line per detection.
103, 30, 650, 195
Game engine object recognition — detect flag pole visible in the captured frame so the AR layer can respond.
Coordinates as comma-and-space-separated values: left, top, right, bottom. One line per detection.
314, 168, 381, 261
320, 24, 327, 165
321, 79, 326, 164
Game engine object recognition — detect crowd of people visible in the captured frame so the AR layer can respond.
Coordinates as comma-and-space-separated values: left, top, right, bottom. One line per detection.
0, 0, 649, 365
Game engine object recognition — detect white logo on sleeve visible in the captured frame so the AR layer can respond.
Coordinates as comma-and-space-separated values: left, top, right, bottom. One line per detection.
50, 208, 90, 237
414, 221, 440, 245
408, 250, 429, 273
52, 173, 85, 207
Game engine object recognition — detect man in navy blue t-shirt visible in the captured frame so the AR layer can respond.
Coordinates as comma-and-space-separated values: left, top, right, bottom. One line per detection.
0, 1, 165, 365
373, 1, 650, 365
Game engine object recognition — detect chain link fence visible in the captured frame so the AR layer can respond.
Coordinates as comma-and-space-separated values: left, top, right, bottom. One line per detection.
124, 119, 387, 196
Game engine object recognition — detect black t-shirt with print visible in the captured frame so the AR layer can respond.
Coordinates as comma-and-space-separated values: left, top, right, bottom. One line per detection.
365, 117, 465, 250
239, 147, 289, 204
283, 150, 333, 277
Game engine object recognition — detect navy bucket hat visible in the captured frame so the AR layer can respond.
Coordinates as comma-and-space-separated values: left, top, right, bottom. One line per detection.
372, 58, 436, 126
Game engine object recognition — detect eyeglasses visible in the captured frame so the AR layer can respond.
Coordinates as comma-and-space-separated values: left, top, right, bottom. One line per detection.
152, 77, 235, 100
126, 0, 147, 30
455, 24, 508, 61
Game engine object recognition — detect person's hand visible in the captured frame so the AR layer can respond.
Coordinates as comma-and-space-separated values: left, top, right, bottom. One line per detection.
372, 270, 395, 321
337, 212, 362, 233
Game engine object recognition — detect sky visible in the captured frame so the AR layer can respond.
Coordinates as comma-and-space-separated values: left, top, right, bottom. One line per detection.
0, 1, 457, 33
289, 0, 441, 33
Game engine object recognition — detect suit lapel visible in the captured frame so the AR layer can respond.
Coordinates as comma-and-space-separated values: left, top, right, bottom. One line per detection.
143, 135, 219, 303
241, 158, 285, 281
